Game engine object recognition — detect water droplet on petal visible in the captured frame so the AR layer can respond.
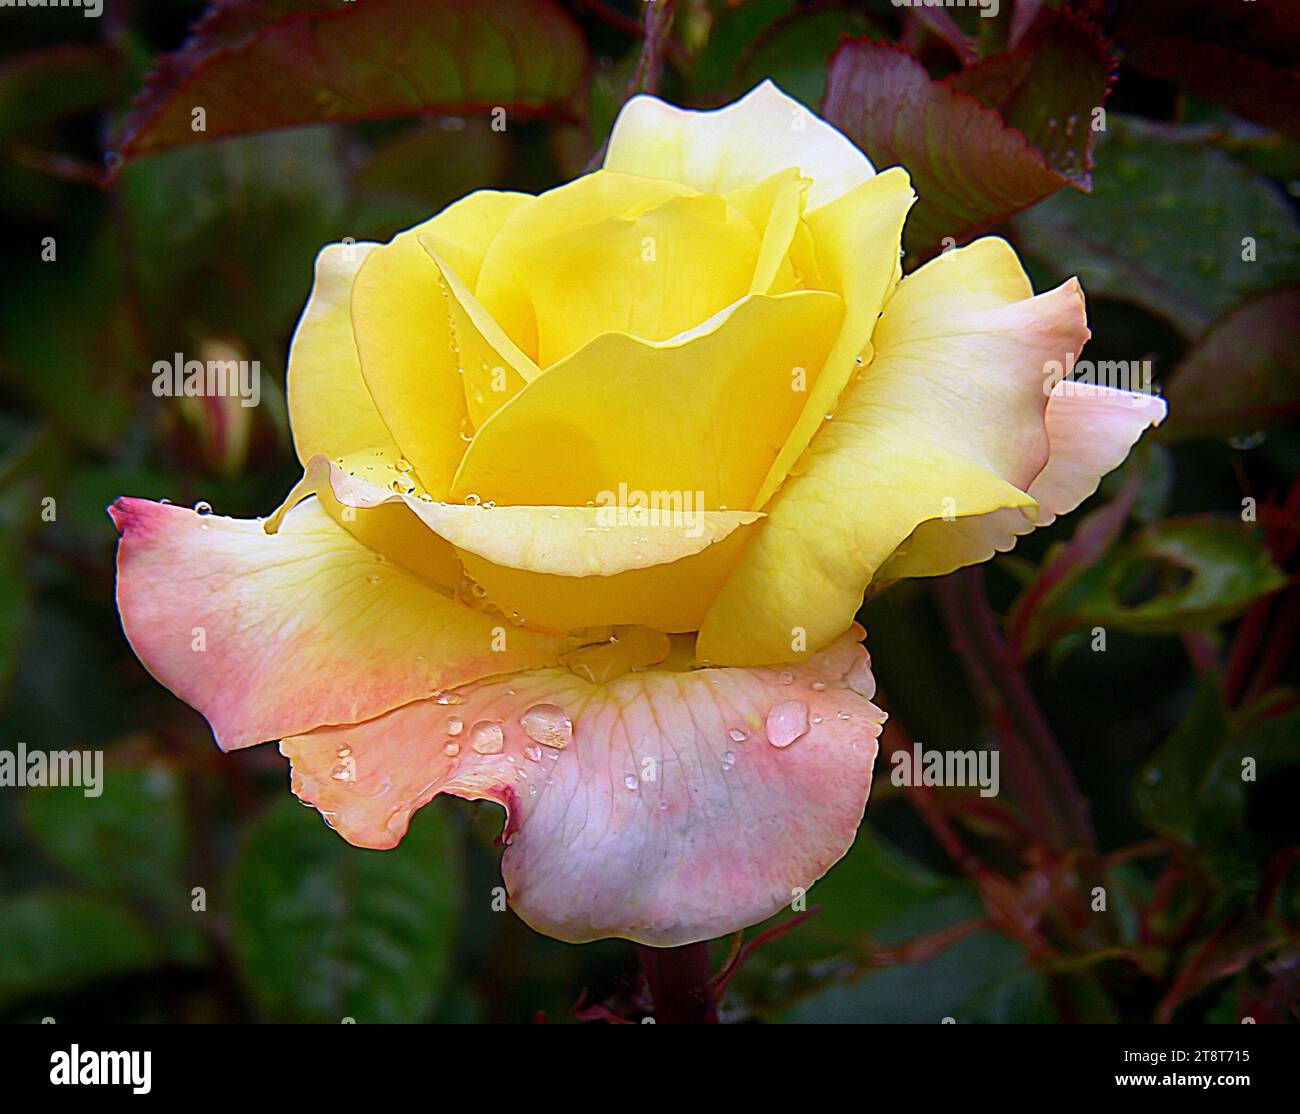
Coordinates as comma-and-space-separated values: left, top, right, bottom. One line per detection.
728, 727, 748, 743
443, 742, 460, 757
469, 720, 504, 754
523, 744, 542, 763
811, 680, 826, 692
464, 493, 482, 506
766, 700, 809, 749
624, 775, 639, 790
721, 750, 736, 771
434, 691, 464, 706
194, 500, 213, 515
519, 703, 573, 749
778, 671, 794, 685
445, 716, 464, 736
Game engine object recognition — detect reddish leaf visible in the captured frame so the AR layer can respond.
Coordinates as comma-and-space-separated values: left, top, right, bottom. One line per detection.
1164, 288, 1300, 440
114, 0, 587, 165
1119, 0, 1300, 141
822, 32, 1110, 258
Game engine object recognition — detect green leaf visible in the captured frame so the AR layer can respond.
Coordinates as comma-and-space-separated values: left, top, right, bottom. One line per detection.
822, 23, 1111, 259
0, 43, 131, 146
1022, 517, 1286, 649
0, 532, 30, 696
1013, 117, 1300, 337
21, 764, 200, 961
0, 891, 162, 1012
115, 0, 588, 164
232, 798, 462, 1023
1135, 680, 1233, 843
1164, 288, 1300, 439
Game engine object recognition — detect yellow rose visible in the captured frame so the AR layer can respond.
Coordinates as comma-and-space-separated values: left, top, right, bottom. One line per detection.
112, 82, 1163, 945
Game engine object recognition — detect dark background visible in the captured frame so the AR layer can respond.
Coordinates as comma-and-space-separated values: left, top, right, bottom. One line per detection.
0, 0, 1297, 1022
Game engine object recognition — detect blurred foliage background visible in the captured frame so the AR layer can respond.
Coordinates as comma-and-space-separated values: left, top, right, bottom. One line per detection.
0, 0, 1297, 1023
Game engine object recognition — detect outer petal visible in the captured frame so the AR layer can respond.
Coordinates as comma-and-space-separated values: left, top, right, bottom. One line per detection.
286, 242, 401, 466
877, 383, 1168, 579
451, 291, 844, 511
281, 628, 885, 945
604, 79, 875, 212
751, 168, 916, 508
698, 240, 1089, 665
272, 454, 764, 632
110, 496, 582, 751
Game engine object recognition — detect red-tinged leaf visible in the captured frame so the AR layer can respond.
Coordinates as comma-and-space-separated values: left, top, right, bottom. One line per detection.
822, 36, 1108, 258
1164, 288, 1300, 440
114, 0, 587, 166
1118, 0, 1300, 141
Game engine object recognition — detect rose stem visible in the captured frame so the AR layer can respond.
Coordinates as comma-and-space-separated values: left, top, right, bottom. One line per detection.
638, 941, 719, 1024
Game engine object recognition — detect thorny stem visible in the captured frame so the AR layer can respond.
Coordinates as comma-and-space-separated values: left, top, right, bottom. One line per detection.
935, 568, 1096, 853
638, 941, 718, 1023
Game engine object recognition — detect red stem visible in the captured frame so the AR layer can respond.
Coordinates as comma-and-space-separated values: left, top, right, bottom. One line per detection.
935, 568, 1095, 852
638, 942, 718, 1024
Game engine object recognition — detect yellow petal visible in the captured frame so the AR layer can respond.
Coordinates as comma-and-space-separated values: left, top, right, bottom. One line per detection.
286, 242, 401, 466
350, 228, 465, 498
604, 79, 875, 212
271, 454, 763, 632
474, 170, 699, 362
511, 193, 760, 366
751, 168, 916, 508
698, 238, 1089, 665
451, 291, 844, 511
418, 188, 530, 291
725, 168, 809, 294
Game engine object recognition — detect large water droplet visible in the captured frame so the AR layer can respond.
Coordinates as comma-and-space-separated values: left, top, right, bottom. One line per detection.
468, 720, 504, 754
519, 703, 573, 749
766, 700, 809, 749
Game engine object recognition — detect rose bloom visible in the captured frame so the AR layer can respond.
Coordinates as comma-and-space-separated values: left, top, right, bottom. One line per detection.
112, 83, 1164, 946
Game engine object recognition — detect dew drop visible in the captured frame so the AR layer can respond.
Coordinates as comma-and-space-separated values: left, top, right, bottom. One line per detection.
469, 720, 505, 754
445, 715, 464, 736
443, 742, 460, 757
194, 500, 213, 515
624, 775, 639, 791
811, 680, 826, 692
721, 750, 736, 771
464, 493, 482, 506
519, 703, 573, 749
778, 670, 795, 685
727, 727, 748, 743
434, 691, 465, 706
523, 744, 543, 763
766, 700, 810, 749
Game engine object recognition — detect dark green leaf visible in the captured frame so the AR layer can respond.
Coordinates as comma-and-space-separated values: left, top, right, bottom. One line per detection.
232, 797, 461, 1023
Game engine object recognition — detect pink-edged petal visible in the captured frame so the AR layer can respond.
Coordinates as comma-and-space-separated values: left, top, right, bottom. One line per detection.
877, 382, 1168, 579
282, 628, 885, 946
110, 496, 582, 751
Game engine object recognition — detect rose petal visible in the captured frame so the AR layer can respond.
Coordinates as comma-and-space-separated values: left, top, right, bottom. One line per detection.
110, 496, 581, 750
877, 382, 1168, 579
700, 238, 1088, 665
450, 291, 843, 511
604, 79, 875, 212
271, 455, 764, 631
286, 241, 401, 466
281, 628, 886, 945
